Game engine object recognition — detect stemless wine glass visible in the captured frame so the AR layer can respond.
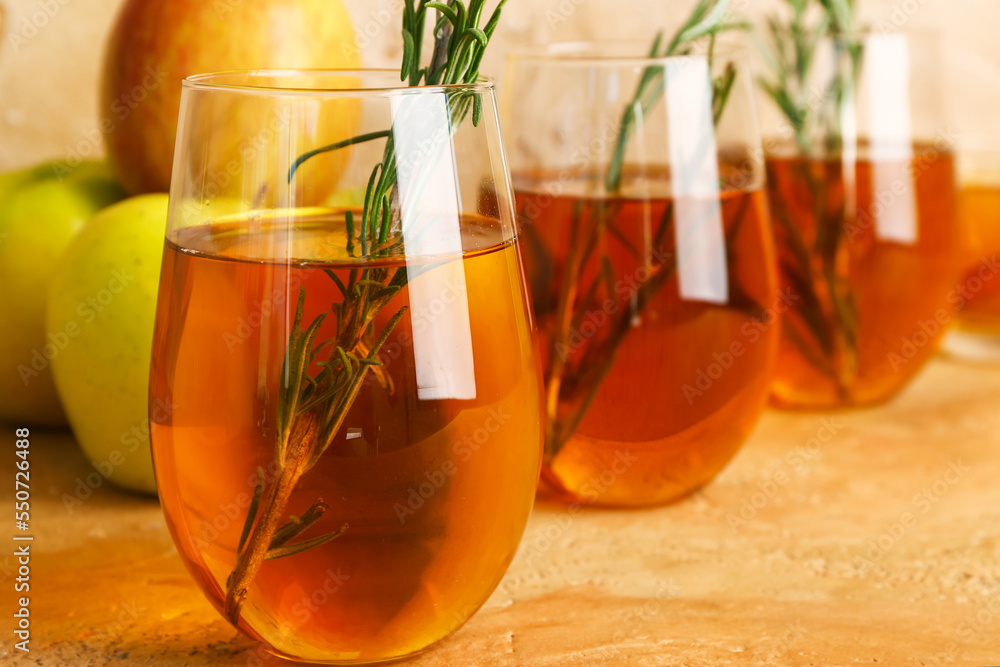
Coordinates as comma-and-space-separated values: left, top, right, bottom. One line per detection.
149, 70, 541, 664
503, 43, 780, 507
943, 140, 1000, 360
757, 31, 960, 408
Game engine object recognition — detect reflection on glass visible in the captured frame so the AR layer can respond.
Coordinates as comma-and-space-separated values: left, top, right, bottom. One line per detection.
505, 43, 779, 507
867, 34, 918, 245
393, 93, 477, 400
666, 57, 729, 305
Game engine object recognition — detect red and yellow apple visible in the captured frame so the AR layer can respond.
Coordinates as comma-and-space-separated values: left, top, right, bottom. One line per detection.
100, 0, 361, 196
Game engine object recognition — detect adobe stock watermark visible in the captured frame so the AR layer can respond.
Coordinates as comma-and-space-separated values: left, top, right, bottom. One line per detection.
762, 79, 842, 157
924, 641, 963, 666
899, 577, 1000, 664
342, 0, 409, 60
5, 0, 71, 53
286, 568, 351, 628
213, 0, 404, 61
875, 0, 931, 34
608, 579, 682, 646
61, 399, 177, 513
852, 459, 970, 576
243, 567, 351, 667
515, 117, 620, 231
886, 309, 951, 373
308, 272, 475, 388
769, 620, 809, 655
88, 601, 145, 645
844, 127, 958, 244
18, 268, 135, 387
552, 245, 673, 363
683, 287, 800, 405
220, 0, 405, 57
887, 254, 1000, 372
726, 417, 842, 531
544, 0, 589, 27
0, 555, 18, 585
223, 274, 304, 352
546, 0, 753, 34
178, 106, 294, 224
190, 459, 287, 550
953, 587, 1000, 654
393, 406, 512, 523
52, 65, 168, 178
214, 0, 246, 20
519, 449, 639, 564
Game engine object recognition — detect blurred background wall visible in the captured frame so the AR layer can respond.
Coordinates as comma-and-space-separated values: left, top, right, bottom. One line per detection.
0, 0, 997, 170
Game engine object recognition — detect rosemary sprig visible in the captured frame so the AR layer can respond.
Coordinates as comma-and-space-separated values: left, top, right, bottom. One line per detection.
540, 2, 756, 462
758, 0, 859, 153
758, 0, 864, 398
223, 0, 508, 626
605, 0, 748, 193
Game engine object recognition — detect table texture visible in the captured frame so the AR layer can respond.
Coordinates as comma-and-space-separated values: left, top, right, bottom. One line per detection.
2, 357, 1000, 666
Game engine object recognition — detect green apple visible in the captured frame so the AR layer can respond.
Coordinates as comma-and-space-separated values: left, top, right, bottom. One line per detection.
46, 194, 169, 494
0, 164, 127, 426
0, 166, 46, 203
0, 160, 101, 197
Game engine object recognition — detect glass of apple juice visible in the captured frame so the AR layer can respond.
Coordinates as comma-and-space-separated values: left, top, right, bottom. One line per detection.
148, 70, 542, 663
942, 142, 1000, 361
502, 42, 780, 507
757, 30, 961, 408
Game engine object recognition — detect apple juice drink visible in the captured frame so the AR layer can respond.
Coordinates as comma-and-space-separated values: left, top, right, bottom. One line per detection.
149, 210, 540, 662
515, 171, 779, 507
766, 143, 958, 408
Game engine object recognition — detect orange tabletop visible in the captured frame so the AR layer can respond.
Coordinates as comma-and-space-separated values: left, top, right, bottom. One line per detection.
2, 357, 999, 666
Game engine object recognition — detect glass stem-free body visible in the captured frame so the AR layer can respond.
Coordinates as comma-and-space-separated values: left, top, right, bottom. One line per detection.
515, 170, 778, 506
766, 143, 958, 408
151, 212, 538, 661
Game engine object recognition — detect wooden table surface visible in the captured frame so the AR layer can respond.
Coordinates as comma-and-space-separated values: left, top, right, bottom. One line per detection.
3, 356, 1000, 666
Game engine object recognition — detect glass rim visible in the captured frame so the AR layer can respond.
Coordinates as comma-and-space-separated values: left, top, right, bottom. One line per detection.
506, 39, 750, 67
955, 134, 1000, 154
182, 69, 495, 96
797, 26, 942, 43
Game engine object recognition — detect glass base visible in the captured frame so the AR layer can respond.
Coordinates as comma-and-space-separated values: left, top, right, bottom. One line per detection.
769, 394, 888, 412
769, 381, 905, 412
539, 465, 707, 508
263, 644, 435, 666
942, 329, 1000, 363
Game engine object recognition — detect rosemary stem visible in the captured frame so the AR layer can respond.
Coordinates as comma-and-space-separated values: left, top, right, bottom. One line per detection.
543, 201, 591, 460
224, 457, 303, 624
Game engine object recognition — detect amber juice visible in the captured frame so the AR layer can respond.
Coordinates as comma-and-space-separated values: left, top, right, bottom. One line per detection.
956, 184, 1000, 331
765, 143, 959, 409
515, 171, 779, 507
149, 211, 540, 663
